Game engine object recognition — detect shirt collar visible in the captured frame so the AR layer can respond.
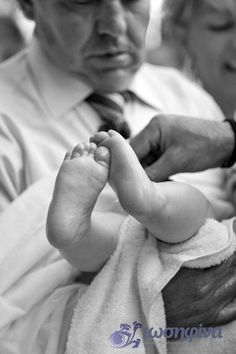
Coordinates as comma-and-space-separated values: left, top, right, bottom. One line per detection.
28, 36, 160, 119
129, 64, 164, 111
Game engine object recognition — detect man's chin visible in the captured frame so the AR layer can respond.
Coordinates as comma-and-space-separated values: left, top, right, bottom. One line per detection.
88, 67, 138, 92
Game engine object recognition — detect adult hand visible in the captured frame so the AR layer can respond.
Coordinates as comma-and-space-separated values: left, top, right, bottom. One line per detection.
130, 115, 234, 182
163, 251, 236, 328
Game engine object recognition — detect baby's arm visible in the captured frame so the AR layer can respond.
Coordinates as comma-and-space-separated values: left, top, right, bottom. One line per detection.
136, 181, 214, 243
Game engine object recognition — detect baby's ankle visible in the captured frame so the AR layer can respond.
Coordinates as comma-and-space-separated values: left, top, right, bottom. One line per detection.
47, 209, 92, 250
131, 182, 167, 225
119, 179, 154, 218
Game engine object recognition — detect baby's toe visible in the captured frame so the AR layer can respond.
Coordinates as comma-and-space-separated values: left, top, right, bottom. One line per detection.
94, 146, 110, 168
64, 151, 71, 160
71, 143, 85, 158
83, 142, 91, 156
92, 131, 110, 144
108, 129, 124, 141
88, 142, 97, 156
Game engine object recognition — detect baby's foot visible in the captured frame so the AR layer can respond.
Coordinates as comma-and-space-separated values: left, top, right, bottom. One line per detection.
47, 142, 110, 248
91, 130, 154, 218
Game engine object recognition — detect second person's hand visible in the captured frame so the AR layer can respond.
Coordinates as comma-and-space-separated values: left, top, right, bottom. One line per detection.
130, 115, 234, 182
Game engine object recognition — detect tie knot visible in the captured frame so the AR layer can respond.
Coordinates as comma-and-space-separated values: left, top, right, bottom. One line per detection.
86, 92, 131, 139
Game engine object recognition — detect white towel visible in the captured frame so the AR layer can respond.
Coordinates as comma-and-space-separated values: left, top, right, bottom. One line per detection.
66, 216, 236, 354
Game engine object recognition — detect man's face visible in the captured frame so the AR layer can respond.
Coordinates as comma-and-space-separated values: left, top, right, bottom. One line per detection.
32, 0, 150, 92
187, 0, 236, 116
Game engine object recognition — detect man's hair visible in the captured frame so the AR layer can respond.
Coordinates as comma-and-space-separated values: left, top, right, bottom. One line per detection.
161, 0, 195, 39
162, 0, 234, 38
160, 0, 197, 75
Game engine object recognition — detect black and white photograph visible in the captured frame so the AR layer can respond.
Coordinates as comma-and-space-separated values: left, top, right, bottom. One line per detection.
1, 0, 236, 353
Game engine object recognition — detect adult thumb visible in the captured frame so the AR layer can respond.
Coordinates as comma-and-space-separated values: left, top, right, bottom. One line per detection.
145, 154, 178, 182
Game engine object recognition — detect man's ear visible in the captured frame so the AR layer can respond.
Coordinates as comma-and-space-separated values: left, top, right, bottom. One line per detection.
17, 0, 35, 21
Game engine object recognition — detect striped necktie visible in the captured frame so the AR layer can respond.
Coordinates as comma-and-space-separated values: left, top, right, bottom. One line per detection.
86, 92, 131, 139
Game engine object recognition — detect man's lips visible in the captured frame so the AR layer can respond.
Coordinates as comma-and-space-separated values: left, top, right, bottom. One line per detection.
87, 51, 133, 69
88, 45, 131, 56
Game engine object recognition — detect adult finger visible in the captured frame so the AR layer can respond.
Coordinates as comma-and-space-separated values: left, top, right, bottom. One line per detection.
210, 265, 236, 326
145, 151, 180, 182
216, 296, 236, 325
130, 117, 161, 161
130, 131, 152, 161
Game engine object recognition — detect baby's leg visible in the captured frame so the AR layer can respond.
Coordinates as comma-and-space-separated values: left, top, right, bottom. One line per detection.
47, 142, 110, 249
91, 130, 153, 216
92, 130, 213, 243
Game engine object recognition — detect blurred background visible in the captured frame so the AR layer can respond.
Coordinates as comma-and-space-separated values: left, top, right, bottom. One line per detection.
0, 0, 172, 65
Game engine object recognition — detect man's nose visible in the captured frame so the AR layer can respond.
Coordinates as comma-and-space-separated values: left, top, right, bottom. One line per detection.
95, 0, 127, 38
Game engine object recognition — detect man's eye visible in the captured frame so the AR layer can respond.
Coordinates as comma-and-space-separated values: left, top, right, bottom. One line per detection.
70, 0, 92, 4
208, 22, 234, 31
